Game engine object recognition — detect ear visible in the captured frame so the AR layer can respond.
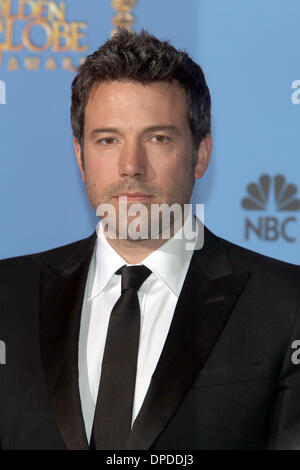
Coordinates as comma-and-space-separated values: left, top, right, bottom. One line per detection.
194, 134, 212, 179
73, 137, 85, 182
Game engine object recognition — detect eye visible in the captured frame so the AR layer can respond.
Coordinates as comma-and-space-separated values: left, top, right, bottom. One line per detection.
150, 135, 170, 144
97, 137, 118, 145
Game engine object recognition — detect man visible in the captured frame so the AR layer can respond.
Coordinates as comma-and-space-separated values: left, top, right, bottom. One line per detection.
1, 29, 300, 450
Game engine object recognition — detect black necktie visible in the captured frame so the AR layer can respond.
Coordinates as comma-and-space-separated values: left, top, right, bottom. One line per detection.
90, 265, 151, 450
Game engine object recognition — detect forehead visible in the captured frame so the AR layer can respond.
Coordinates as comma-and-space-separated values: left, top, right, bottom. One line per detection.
84, 80, 189, 129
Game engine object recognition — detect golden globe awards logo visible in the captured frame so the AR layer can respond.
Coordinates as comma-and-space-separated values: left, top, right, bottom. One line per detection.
0, 0, 88, 70
241, 174, 300, 242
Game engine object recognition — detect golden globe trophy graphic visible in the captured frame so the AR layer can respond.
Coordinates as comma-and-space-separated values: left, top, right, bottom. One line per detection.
111, 0, 137, 36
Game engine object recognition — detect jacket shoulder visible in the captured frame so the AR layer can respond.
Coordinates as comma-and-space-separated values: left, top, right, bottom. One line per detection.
221, 235, 299, 269
217, 232, 300, 287
0, 232, 96, 274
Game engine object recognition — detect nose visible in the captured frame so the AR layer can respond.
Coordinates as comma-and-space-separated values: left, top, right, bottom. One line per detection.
118, 141, 147, 179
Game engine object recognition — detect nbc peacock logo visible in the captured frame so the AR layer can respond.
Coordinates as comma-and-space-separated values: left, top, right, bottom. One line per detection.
241, 174, 300, 242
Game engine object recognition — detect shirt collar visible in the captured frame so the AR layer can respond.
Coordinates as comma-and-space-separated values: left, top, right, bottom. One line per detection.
88, 222, 127, 300
88, 209, 199, 300
142, 210, 198, 297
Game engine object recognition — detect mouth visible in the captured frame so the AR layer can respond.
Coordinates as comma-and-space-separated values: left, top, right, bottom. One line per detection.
113, 192, 154, 202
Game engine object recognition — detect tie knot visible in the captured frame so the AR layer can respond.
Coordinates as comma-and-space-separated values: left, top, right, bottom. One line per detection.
116, 265, 151, 292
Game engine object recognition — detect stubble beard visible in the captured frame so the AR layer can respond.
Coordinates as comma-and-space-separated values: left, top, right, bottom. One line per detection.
84, 169, 195, 244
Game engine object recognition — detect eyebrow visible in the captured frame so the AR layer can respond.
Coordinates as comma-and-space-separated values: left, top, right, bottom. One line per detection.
89, 125, 180, 139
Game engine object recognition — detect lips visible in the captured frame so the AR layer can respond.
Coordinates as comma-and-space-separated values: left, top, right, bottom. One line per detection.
113, 192, 154, 200
118, 192, 152, 197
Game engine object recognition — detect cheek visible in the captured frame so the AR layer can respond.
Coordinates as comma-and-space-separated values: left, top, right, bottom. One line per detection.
85, 150, 114, 182
159, 156, 191, 183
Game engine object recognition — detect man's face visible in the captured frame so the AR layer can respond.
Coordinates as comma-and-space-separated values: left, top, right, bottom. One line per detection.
74, 80, 211, 239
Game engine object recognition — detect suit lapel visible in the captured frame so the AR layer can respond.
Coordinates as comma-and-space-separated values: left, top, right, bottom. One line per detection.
39, 232, 97, 450
125, 228, 250, 449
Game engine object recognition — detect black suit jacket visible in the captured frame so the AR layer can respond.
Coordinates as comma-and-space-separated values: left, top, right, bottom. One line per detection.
1, 227, 300, 450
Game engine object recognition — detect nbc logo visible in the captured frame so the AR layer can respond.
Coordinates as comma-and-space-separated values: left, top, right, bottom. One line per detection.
241, 174, 300, 242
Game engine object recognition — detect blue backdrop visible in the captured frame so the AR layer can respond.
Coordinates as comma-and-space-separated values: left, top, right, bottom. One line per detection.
0, 0, 299, 265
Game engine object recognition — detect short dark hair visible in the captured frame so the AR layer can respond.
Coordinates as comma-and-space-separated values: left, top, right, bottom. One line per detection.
71, 29, 211, 165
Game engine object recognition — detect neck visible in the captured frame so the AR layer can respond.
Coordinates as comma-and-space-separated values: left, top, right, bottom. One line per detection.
105, 236, 169, 264
103, 217, 183, 263
100, 211, 193, 264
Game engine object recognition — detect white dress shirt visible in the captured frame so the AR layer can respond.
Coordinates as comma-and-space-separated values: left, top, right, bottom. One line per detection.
78, 214, 199, 442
